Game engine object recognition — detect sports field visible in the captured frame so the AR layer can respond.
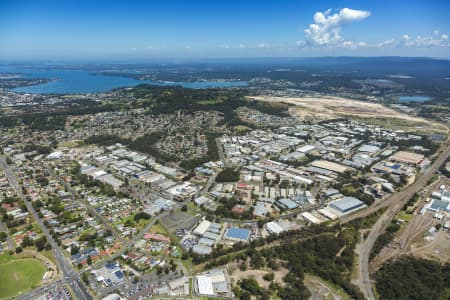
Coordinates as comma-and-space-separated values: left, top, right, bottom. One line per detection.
0, 256, 46, 299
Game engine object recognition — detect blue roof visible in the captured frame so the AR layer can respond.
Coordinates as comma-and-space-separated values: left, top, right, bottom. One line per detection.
225, 227, 250, 241
114, 270, 124, 280
430, 199, 449, 212
82, 248, 97, 255
105, 262, 117, 269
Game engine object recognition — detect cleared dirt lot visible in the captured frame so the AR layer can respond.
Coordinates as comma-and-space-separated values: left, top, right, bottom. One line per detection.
160, 211, 200, 234
370, 213, 439, 271
249, 95, 448, 134
304, 274, 350, 300
408, 229, 450, 263
228, 261, 288, 289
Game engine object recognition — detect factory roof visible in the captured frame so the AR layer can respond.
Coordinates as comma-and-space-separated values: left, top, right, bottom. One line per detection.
390, 151, 424, 165
429, 199, 449, 212
330, 197, 365, 213
224, 227, 250, 241
196, 275, 214, 296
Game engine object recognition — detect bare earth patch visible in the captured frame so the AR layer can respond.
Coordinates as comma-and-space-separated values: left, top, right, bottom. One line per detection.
229, 263, 288, 289
370, 213, 438, 271
304, 274, 350, 300
408, 230, 450, 263
248, 96, 448, 134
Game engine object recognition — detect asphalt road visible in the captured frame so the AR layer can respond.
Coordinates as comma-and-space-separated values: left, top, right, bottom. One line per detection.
353, 143, 450, 300
88, 209, 174, 271
0, 220, 14, 251
45, 164, 126, 245
215, 137, 229, 167
3, 138, 448, 300
0, 157, 93, 300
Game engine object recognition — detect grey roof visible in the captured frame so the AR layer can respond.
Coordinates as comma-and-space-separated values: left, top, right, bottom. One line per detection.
331, 197, 365, 212
278, 198, 298, 209
192, 244, 212, 255
430, 199, 449, 212
213, 281, 229, 293
358, 144, 380, 153
203, 232, 220, 241
198, 237, 216, 246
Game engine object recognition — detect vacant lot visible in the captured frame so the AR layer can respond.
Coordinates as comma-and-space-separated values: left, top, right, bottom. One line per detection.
0, 256, 46, 299
160, 211, 200, 234
249, 95, 448, 134
304, 274, 350, 300
229, 264, 288, 289
409, 230, 450, 263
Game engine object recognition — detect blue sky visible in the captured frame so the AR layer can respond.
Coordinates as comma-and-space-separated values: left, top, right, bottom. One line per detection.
1, 0, 449, 60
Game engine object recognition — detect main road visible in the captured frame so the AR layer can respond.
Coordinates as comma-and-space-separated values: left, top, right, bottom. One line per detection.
45, 163, 126, 245
351, 143, 450, 300
0, 157, 93, 300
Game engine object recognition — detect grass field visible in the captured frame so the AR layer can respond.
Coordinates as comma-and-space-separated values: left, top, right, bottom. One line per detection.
58, 140, 82, 148
198, 99, 224, 105
0, 256, 46, 299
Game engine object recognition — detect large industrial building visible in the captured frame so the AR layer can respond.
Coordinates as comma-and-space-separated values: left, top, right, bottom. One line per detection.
329, 197, 366, 215
223, 227, 250, 242
390, 151, 425, 165
194, 269, 233, 298
310, 160, 349, 174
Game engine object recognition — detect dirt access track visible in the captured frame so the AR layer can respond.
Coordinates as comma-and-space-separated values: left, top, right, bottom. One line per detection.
249, 95, 448, 134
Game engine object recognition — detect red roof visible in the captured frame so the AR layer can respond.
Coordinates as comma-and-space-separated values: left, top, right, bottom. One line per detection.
143, 233, 170, 242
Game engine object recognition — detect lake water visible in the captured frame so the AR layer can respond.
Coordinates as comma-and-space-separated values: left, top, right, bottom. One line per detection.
398, 95, 431, 103
0, 66, 247, 94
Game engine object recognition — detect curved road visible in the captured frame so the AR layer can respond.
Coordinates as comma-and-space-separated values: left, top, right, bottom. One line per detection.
353, 143, 450, 300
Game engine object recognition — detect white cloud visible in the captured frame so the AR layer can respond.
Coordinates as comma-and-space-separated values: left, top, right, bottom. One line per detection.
302, 8, 370, 47
219, 43, 273, 50
377, 38, 396, 47
341, 41, 355, 49
256, 43, 270, 48
218, 43, 247, 49
399, 33, 449, 48
374, 32, 449, 49
296, 40, 306, 47
296, 9, 448, 51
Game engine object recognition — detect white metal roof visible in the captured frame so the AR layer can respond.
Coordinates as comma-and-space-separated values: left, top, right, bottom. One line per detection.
197, 275, 214, 295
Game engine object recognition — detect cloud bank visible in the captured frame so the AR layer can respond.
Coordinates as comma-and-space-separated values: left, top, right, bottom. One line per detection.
301, 8, 370, 47
297, 8, 449, 50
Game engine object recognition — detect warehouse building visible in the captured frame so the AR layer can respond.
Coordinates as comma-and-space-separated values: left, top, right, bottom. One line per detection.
193, 220, 211, 236
266, 221, 284, 235
310, 160, 349, 174
301, 212, 325, 224
194, 269, 232, 298
329, 197, 366, 215
223, 227, 250, 242
428, 199, 450, 213
390, 151, 424, 165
